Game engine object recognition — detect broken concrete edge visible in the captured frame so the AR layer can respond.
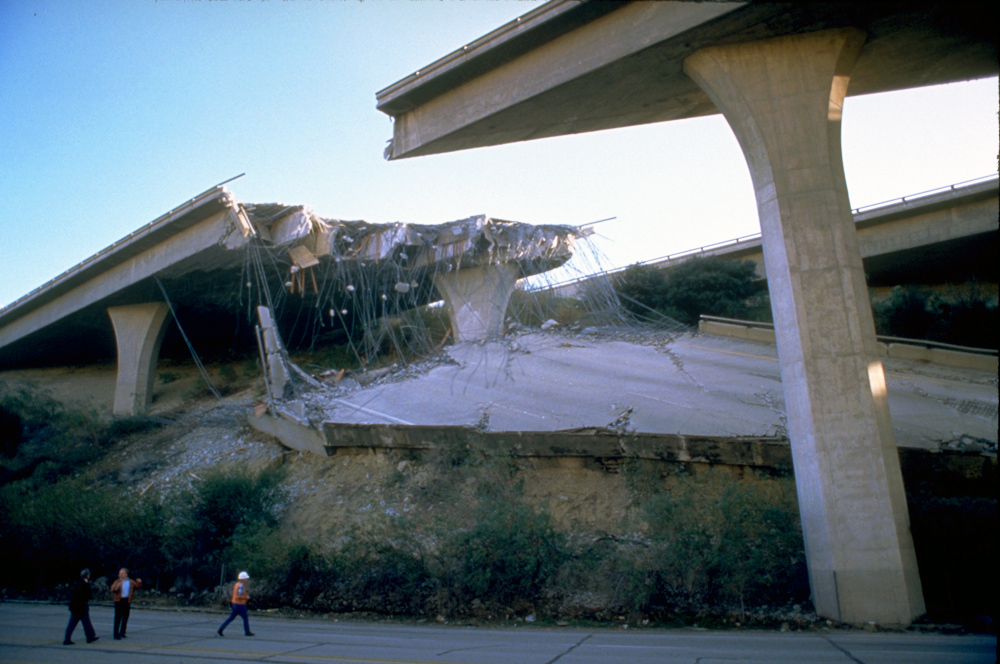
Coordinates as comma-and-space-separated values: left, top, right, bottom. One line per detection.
319, 423, 796, 468
698, 320, 998, 373
238, 205, 583, 278
248, 409, 327, 456
247, 412, 996, 478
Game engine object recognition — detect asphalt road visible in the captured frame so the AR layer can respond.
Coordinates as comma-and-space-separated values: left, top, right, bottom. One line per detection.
1, 603, 995, 664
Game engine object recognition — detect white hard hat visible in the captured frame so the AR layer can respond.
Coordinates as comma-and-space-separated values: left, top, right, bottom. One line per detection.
238, 571, 250, 580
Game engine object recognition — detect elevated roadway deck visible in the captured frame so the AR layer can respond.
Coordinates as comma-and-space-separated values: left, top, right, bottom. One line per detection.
548, 174, 999, 296
374, 0, 997, 624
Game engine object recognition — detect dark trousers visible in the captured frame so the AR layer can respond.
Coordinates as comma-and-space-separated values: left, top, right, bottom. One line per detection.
219, 603, 250, 634
113, 601, 131, 637
65, 607, 96, 643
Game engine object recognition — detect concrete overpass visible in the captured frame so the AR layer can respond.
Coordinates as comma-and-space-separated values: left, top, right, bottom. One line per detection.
549, 174, 999, 297
375, 0, 997, 625
0, 184, 585, 415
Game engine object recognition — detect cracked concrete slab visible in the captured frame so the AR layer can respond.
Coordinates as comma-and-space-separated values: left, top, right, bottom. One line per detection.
304, 330, 997, 452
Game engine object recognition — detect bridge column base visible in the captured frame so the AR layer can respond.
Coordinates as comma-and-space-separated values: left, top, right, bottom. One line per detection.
108, 303, 171, 416
433, 264, 519, 342
685, 29, 924, 624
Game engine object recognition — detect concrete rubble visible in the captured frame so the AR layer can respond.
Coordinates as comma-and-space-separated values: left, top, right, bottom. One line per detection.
229, 196, 587, 292
248, 325, 998, 460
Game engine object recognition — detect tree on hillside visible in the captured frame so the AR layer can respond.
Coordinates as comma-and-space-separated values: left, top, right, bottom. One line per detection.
614, 257, 761, 325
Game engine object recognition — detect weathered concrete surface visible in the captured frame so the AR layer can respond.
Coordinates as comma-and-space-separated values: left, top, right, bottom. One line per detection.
108, 302, 171, 416
304, 332, 997, 454
250, 408, 327, 456
320, 421, 793, 468
377, 2, 997, 159
433, 263, 519, 342
685, 28, 923, 624
0, 189, 240, 358
258, 306, 292, 401
853, 179, 998, 276
698, 319, 999, 374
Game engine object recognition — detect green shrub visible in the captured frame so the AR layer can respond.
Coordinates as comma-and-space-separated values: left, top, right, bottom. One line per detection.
614, 257, 761, 326
0, 383, 106, 481
443, 494, 567, 611
225, 515, 437, 614
240, 358, 262, 378
639, 470, 807, 616
223, 528, 336, 609
218, 364, 239, 384
872, 286, 941, 341
873, 285, 998, 348
165, 466, 286, 585
0, 477, 165, 592
335, 522, 436, 615
103, 415, 162, 440
614, 263, 672, 319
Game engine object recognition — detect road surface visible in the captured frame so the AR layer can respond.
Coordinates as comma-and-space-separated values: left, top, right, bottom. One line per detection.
0, 602, 995, 664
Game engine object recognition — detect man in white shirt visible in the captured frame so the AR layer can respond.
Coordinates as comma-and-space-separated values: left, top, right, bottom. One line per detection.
110, 568, 142, 640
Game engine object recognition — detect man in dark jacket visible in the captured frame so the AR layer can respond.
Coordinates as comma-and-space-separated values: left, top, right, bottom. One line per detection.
64, 568, 99, 645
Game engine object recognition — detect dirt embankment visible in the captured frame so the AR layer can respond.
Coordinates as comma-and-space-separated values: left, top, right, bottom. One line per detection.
1, 361, 639, 540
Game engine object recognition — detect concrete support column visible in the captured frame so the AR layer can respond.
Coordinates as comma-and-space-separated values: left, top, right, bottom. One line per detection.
684, 29, 924, 624
108, 303, 171, 416
257, 306, 292, 400
432, 263, 519, 342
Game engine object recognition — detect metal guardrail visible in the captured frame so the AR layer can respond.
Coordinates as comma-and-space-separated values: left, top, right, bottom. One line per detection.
0, 175, 244, 319
852, 173, 998, 216
699, 315, 998, 357
537, 173, 999, 293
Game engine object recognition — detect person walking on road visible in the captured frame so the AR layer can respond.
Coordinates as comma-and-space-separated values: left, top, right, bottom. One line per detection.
64, 568, 99, 645
110, 567, 142, 639
217, 571, 254, 637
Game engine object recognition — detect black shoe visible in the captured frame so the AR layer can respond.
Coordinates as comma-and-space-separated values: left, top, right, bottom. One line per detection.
217, 629, 224, 637
87, 637, 99, 643
120, 634, 127, 638
245, 632, 255, 637
63, 641, 74, 645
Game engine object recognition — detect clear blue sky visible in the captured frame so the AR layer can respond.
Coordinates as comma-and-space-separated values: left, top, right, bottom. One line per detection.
1, 0, 997, 308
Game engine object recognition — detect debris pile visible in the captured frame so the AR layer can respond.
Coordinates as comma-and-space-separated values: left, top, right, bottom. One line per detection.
211, 195, 616, 368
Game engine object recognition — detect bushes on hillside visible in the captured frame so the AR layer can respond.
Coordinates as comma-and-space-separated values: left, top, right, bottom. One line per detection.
165, 466, 287, 587
872, 285, 997, 349
614, 257, 761, 325
0, 450, 810, 623
0, 384, 105, 478
442, 493, 567, 611
506, 289, 589, 329
612, 256, 997, 348
0, 478, 165, 591
0, 383, 817, 622
634, 470, 808, 617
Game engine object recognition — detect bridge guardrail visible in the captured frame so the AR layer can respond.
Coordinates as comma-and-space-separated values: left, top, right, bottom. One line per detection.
532, 173, 999, 295
698, 315, 998, 372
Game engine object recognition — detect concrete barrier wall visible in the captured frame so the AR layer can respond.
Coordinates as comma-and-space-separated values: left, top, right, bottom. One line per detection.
699, 320, 997, 372
257, 417, 995, 486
